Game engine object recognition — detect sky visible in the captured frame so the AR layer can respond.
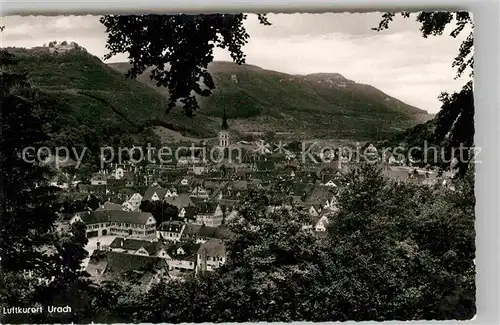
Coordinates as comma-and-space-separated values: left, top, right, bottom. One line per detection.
2, 13, 471, 114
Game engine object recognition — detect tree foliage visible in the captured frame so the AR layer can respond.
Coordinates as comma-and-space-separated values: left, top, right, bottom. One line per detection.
0, 49, 62, 323
139, 200, 179, 223
0, 49, 60, 274
116, 191, 329, 323
0, 49, 115, 324
325, 164, 475, 320
100, 14, 271, 116
96, 170, 475, 322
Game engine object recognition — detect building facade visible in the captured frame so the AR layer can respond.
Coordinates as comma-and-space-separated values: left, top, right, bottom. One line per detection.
196, 238, 227, 273
71, 210, 157, 238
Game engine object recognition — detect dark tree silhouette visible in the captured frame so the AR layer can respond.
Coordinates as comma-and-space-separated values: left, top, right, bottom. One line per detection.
100, 14, 271, 116
140, 200, 179, 223
0, 49, 60, 274
0, 47, 106, 324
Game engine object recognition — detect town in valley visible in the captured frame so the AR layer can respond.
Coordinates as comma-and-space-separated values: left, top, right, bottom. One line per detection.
45, 111, 457, 290
1, 12, 476, 323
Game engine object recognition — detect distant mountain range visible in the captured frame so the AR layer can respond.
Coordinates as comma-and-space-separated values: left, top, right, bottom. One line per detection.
109, 61, 432, 140
6, 46, 432, 146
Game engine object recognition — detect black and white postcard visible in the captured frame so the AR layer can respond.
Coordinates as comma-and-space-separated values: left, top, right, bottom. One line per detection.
0, 11, 477, 324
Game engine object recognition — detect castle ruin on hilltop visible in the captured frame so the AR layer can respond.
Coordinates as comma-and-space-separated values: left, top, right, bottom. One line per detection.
42, 41, 87, 54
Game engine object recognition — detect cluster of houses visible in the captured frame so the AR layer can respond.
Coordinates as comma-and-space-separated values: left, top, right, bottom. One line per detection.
75, 199, 232, 289
71, 169, 340, 289
66, 159, 347, 290
85, 236, 227, 290
56, 114, 456, 291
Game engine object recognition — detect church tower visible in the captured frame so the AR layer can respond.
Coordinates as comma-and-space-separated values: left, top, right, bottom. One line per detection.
219, 108, 230, 148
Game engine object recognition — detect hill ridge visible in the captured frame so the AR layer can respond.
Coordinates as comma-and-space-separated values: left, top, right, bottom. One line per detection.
109, 60, 431, 140
5, 47, 432, 142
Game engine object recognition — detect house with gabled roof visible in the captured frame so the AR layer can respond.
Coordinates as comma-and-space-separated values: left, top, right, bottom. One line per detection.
193, 202, 224, 227
247, 178, 263, 190
174, 176, 192, 187
248, 170, 278, 182
303, 185, 336, 211
321, 174, 339, 187
164, 186, 179, 198
189, 196, 206, 205
71, 211, 109, 238
210, 188, 224, 201
323, 179, 338, 187
122, 192, 143, 212
190, 184, 209, 199
295, 170, 321, 183
313, 210, 333, 232
324, 195, 339, 212
85, 251, 169, 290
164, 242, 200, 273
142, 187, 167, 202
165, 193, 195, 210
71, 210, 157, 238
196, 238, 227, 273
108, 237, 170, 258
157, 220, 186, 242
142, 185, 180, 202
320, 160, 343, 173
178, 205, 197, 220
217, 186, 244, 202
107, 178, 126, 188
308, 205, 320, 217
183, 224, 234, 244
95, 201, 124, 212
223, 206, 240, 223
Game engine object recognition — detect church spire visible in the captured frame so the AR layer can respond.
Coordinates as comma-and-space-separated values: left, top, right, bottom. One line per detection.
221, 107, 229, 130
